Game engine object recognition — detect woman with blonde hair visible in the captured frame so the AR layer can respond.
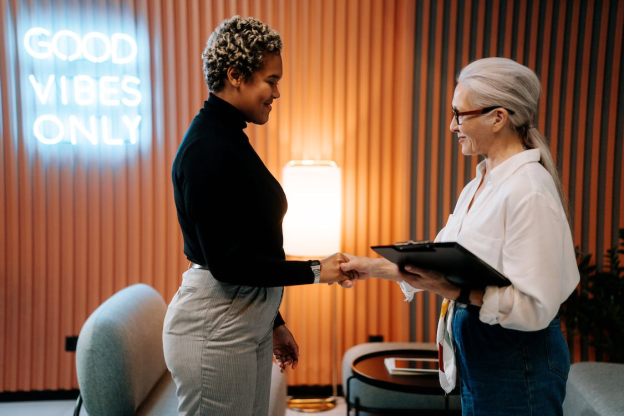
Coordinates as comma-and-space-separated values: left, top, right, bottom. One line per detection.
342, 57, 579, 415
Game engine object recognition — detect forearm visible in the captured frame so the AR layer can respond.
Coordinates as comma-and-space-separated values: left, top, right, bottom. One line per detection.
370, 258, 401, 280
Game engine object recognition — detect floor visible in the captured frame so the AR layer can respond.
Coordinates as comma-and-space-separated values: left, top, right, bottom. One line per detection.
0, 397, 349, 416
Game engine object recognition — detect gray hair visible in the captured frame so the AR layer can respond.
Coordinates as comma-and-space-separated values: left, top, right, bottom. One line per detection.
202, 16, 283, 92
457, 57, 569, 221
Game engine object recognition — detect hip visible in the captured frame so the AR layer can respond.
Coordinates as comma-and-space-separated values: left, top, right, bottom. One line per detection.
163, 269, 284, 344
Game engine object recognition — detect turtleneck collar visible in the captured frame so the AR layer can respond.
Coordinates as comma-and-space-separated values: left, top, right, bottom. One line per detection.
205, 93, 248, 130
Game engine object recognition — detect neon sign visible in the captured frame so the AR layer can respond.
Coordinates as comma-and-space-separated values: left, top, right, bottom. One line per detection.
23, 27, 146, 146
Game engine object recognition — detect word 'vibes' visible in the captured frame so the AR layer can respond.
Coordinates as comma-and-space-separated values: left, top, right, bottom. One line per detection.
24, 27, 143, 146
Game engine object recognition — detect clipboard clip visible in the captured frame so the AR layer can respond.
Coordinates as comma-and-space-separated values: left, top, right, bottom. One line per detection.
395, 240, 432, 246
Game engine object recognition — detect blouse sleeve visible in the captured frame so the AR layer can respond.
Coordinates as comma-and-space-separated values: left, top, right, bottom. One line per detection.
479, 190, 579, 331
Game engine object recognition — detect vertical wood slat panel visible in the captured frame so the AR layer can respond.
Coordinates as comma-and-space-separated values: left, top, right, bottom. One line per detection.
282, 0, 415, 386
409, 0, 624, 362
0, 0, 18, 393
3, 0, 620, 393
589, 0, 609, 281
1, 0, 415, 390
606, 3, 623, 261
391, 0, 415, 342
412, 0, 431, 343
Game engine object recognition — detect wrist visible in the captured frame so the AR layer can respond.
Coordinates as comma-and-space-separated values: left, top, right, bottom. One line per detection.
310, 260, 322, 283
376, 258, 396, 279
455, 286, 471, 305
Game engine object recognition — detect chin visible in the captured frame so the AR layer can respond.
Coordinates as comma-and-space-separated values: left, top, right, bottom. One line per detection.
460, 144, 475, 156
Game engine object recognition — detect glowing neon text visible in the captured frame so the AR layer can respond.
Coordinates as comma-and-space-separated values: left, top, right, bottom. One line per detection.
24, 27, 144, 146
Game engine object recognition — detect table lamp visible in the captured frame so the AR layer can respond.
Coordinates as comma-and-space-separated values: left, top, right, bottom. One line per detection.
282, 160, 342, 412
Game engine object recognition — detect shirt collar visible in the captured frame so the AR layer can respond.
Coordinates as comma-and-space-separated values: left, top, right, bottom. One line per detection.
205, 93, 248, 130
476, 148, 542, 187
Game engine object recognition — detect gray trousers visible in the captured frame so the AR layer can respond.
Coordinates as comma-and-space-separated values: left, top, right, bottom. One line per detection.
163, 268, 284, 416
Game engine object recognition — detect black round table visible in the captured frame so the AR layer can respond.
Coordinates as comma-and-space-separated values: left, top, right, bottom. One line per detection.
351, 349, 444, 396
347, 348, 460, 415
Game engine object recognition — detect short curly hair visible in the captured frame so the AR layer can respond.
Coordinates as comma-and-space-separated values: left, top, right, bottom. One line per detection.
202, 16, 283, 92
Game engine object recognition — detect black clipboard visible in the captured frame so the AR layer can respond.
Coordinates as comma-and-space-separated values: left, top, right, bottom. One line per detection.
371, 241, 511, 288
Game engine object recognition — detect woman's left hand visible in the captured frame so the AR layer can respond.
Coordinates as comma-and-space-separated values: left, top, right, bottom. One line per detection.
399, 265, 458, 298
273, 325, 299, 373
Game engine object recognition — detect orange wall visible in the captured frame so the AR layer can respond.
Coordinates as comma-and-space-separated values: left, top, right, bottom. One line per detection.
0, 0, 414, 391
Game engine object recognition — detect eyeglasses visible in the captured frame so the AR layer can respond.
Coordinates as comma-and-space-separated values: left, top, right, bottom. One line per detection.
451, 106, 515, 125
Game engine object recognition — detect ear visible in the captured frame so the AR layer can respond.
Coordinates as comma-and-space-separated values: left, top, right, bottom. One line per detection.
492, 108, 510, 133
226, 67, 243, 88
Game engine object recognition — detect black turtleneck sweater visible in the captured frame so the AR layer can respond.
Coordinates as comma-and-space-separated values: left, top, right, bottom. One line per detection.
172, 94, 315, 327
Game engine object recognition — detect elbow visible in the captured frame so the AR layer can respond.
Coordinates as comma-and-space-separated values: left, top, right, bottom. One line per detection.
502, 302, 558, 331
482, 287, 559, 331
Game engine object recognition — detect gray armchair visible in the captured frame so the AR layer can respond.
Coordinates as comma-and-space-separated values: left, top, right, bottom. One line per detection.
74, 283, 177, 415
74, 283, 288, 416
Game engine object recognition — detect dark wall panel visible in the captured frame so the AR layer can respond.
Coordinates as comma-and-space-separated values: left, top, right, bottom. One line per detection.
409, 0, 624, 362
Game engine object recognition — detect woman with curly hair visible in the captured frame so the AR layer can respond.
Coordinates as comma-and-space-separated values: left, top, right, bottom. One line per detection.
163, 16, 352, 416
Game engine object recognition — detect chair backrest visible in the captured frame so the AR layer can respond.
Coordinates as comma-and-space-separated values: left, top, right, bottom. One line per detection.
76, 283, 168, 416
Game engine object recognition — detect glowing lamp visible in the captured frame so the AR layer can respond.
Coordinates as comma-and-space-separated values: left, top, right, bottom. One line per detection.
282, 160, 342, 257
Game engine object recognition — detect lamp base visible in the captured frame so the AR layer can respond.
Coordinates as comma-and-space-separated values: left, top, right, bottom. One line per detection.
286, 397, 337, 413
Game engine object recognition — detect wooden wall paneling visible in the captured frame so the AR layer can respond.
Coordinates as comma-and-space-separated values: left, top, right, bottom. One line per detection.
489, 0, 500, 57
376, 0, 394, 343
444, 0, 458, 222
409, 0, 624, 361
412, 0, 430, 343
9, 0, 621, 391
391, 0, 416, 342
459, 0, 474, 196
1, 0, 17, 392
564, 0, 581, 242
16, 1, 34, 389
142, 0, 161, 295
549, 0, 566, 167
606, 2, 623, 255
577, 0, 594, 263
355, 0, 372, 349
589, 1, 609, 271
515, 0, 527, 64
367, 0, 382, 341
537, 0, 552, 144
340, 0, 359, 354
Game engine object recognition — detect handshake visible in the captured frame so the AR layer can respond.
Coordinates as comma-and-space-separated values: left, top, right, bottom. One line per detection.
315, 252, 401, 288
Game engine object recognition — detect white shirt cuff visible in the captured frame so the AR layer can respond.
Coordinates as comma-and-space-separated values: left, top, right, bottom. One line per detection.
479, 286, 499, 325
398, 281, 423, 302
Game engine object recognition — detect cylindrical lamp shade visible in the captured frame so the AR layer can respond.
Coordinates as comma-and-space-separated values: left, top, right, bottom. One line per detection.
282, 160, 342, 257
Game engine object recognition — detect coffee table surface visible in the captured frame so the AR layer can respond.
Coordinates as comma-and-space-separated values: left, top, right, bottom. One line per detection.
351, 349, 445, 395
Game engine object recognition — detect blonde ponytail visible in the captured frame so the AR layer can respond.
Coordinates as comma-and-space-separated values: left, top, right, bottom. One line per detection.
526, 127, 569, 222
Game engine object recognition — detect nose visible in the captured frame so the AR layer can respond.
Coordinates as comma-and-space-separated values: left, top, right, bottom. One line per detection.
449, 116, 459, 132
273, 85, 280, 99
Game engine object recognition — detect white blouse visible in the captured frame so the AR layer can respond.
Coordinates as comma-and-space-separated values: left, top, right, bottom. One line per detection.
401, 149, 579, 331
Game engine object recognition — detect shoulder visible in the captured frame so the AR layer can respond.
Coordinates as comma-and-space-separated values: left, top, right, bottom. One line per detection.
500, 162, 564, 219
173, 117, 243, 180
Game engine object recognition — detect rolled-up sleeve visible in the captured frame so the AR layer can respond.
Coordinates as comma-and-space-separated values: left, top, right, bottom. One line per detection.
479, 190, 579, 331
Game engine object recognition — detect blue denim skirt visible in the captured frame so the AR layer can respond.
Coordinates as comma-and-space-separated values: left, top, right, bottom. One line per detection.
453, 305, 570, 416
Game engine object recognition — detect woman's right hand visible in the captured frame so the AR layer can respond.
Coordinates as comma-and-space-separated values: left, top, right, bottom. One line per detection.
319, 253, 357, 284
339, 254, 400, 282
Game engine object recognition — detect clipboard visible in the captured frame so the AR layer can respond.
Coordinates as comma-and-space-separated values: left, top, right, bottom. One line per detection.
371, 241, 511, 288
